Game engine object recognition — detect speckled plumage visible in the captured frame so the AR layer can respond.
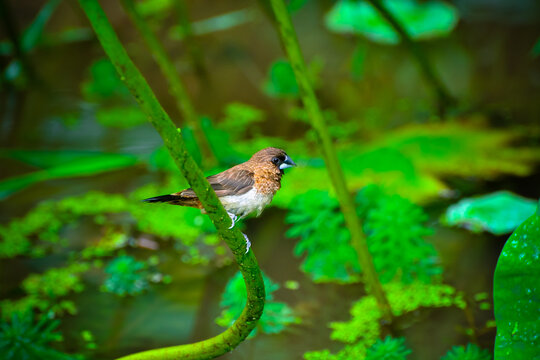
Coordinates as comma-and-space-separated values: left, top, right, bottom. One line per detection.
143, 148, 295, 221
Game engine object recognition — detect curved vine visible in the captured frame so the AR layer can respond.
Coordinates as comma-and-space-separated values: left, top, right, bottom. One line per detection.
78, 1, 265, 359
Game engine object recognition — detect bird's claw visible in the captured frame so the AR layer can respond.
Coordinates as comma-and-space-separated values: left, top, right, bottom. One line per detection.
227, 212, 237, 229
243, 233, 251, 254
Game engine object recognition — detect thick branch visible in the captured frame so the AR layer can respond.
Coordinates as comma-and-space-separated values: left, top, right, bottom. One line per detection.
121, 0, 217, 167
78, 1, 264, 359
268, 0, 392, 321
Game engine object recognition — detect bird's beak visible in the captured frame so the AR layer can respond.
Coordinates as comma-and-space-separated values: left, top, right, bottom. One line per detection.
279, 155, 297, 170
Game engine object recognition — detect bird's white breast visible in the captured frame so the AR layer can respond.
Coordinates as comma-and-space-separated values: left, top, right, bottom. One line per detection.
219, 188, 274, 219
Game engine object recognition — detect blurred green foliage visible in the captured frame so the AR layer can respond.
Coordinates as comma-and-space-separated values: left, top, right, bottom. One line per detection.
0, 150, 139, 200
102, 256, 150, 296
326, 0, 459, 45
442, 191, 537, 235
262, 58, 323, 98
287, 185, 440, 284
263, 59, 300, 98
81, 58, 130, 100
0, 181, 227, 264
220, 102, 265, 139
1, 263, 89, 319
441, 343, 491, 360
216, 271, 300, 336
0, 312, 77, 360
271, 121, 540, 207
305, 282, 465, 359
531, 36, 540, 58
493, 202, 540, 359
95, 106, 147, 129
2, 0, 62, 88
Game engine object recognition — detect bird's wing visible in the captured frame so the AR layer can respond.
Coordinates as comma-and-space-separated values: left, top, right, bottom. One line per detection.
179, 169, 255, 198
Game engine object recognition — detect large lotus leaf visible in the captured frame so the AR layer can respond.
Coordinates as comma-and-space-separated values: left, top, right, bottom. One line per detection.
442, 191, 537, 235
493, 201, 540, 359
325, 0, 459, 45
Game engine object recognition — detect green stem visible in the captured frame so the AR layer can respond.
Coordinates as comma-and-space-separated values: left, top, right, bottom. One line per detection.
268, 0, 392, 322
78, 1, 264, 359
120, 0, 217, 167
366, 0, 455, 115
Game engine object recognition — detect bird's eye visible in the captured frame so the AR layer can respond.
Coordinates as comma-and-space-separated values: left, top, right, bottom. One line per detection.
271, 157, 280, 165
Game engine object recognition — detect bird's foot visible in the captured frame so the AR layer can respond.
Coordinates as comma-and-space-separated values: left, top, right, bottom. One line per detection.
242, 233, 251, 254
227, 212, 238, 229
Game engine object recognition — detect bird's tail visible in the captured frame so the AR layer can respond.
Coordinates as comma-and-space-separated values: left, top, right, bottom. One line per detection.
142, 194, 200, 208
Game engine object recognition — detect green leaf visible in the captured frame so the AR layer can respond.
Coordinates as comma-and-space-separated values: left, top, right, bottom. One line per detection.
493, 202, 540, 359
441, 343, 491, 360
325, 0, 459, 45
0, 152, 138, 200
442, 191, 537, 235
216, 271, 299, 336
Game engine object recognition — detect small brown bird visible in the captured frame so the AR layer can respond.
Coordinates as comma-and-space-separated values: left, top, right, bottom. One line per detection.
143, 147, 296, 252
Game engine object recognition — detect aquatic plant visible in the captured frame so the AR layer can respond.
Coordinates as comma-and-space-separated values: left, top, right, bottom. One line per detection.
1, 263, 90, 319
441, 343, 491, 360
102, 256, 150, 296
365, 336, 411, 360
0, 186, 223, 265
0, 312, 76, 360
305, 282, 465, 359
287, 186, 440, 284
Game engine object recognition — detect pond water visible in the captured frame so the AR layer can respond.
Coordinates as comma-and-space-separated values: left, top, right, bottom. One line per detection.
1, 0, 539, 359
